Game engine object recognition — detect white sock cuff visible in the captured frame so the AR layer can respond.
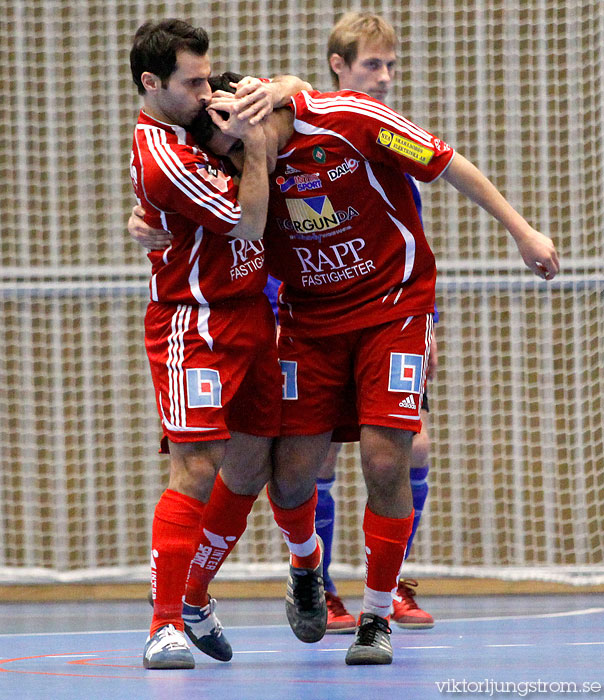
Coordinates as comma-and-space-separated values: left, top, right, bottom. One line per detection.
362, 585, 394, 617
284, 531, 317, 557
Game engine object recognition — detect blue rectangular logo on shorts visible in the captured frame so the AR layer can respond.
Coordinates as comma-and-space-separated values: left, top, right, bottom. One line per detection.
280, 360, 298, 400
186, 368, 222, 408
388, 353, 423, 393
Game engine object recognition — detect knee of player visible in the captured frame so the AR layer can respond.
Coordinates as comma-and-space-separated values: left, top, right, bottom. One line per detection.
168, 440, 225, 498
268, 468, 316, 508
362, 452, 410, 491
222, 459, 271, 496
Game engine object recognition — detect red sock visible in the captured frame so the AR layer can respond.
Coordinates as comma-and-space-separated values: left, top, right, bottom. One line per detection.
150, 489, 206, 636
269, 487, 321, 569
363, 505, 414, 606
185, 473, 257, 606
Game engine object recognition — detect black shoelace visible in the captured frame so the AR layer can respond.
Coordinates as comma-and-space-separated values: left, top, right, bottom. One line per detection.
356, 616, 391, 646
292, 571, 324, 611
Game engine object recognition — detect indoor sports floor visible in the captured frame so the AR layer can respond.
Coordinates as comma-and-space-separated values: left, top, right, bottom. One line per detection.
0, 594, 602, 699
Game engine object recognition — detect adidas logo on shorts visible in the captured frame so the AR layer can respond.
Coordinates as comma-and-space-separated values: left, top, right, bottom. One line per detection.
398, 395, 417, 410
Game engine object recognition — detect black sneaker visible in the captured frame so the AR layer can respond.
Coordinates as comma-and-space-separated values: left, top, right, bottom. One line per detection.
345, 613, 393, 665
285, 536, 327, 643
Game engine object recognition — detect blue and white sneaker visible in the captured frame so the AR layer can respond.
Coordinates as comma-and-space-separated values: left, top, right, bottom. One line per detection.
182, 597, 233, 662
143, 624, 195, 669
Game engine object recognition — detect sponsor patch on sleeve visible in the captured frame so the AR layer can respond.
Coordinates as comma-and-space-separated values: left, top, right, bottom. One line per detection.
376, 128, 434, 165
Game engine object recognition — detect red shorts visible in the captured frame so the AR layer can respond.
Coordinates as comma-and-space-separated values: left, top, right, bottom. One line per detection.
145, 295, 281, 447
278, 314, 433, 438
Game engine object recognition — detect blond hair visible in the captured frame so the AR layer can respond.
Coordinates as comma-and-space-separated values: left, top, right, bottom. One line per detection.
327, 12, 396, 86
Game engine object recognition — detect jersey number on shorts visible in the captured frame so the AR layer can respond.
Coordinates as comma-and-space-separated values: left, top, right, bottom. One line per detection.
388, 353, 423, 394
186, 368, 222, 408
280, 360, 298, 400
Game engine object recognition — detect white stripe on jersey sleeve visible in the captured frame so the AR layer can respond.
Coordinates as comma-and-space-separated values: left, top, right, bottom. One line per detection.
303, 90, 435, 142
155, 129, 241, 221
150, 127, 241, 222
301, 91, 436, 149
139, 125, 241, 225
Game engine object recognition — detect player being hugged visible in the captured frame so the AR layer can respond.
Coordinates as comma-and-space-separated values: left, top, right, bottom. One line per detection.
130, 72, 559, 666
209, 83, 559, 665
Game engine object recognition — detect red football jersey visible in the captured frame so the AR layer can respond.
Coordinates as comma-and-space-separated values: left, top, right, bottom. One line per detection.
131, 110, 267, 305
264, 90, 454, 336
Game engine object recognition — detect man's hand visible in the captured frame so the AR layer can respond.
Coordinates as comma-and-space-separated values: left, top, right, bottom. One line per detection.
127, 205, 171, 250
514, 226, 560, 280
208, 94, 266, 142
208, 78, 275, 126
229, 75, 312, 124
231, 76, 276, 124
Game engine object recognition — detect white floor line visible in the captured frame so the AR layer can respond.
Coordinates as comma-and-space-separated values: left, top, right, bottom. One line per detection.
396, 645, 453, 649
45, 654, 101, 658
436, 607, 604, 624
0, 608, 602, 639
0, 628, 149, 638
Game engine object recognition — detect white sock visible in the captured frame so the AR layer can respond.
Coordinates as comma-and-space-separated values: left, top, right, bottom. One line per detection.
362, 585, 393, 618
